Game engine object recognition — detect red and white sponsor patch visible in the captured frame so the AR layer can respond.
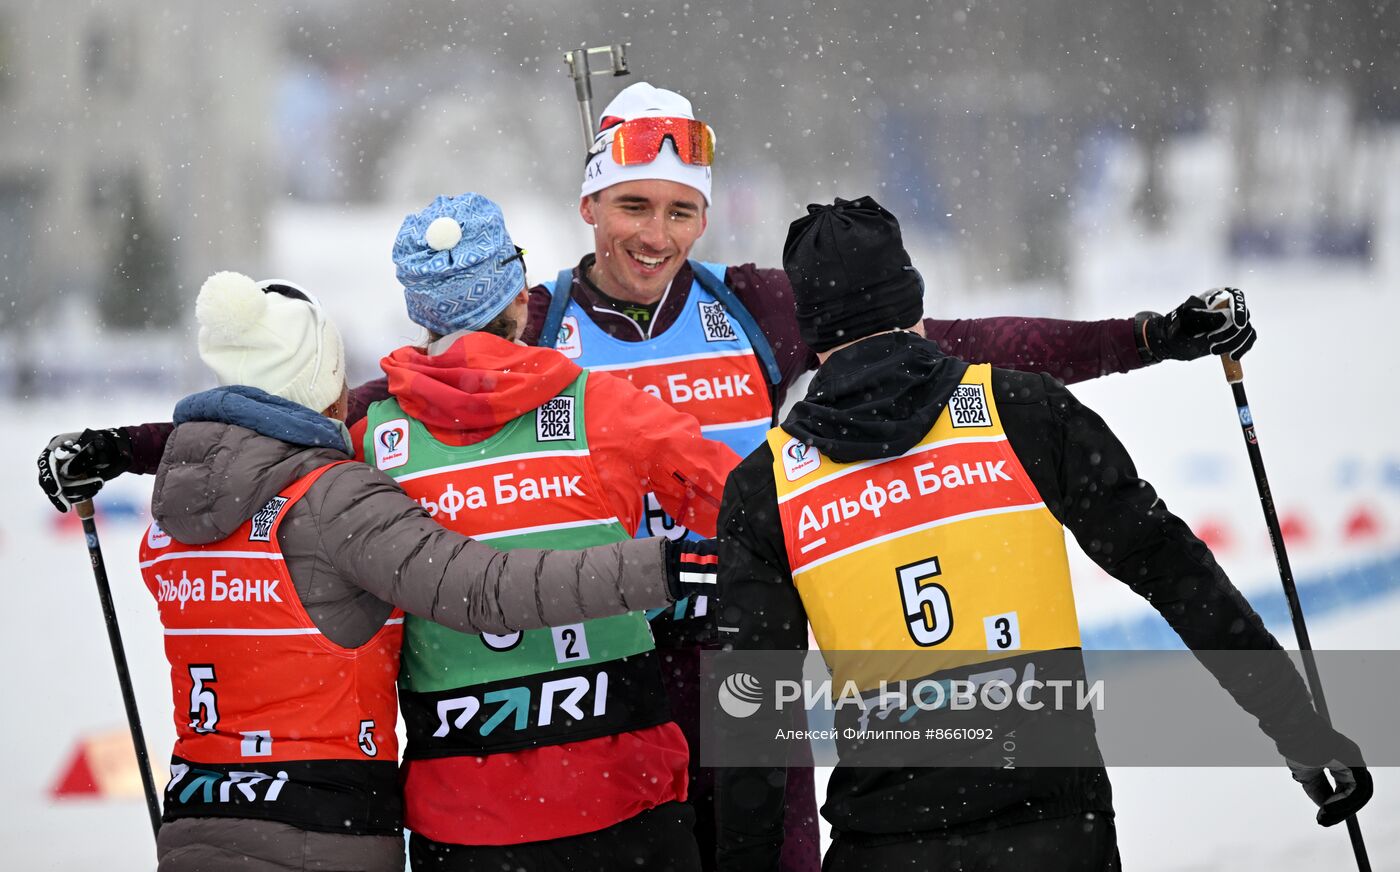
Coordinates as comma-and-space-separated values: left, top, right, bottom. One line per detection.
373, 419, 410, 470
780, 437, 821, 482
556, 316, 583, 359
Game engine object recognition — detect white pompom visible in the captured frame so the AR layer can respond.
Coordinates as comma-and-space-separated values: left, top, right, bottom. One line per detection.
196, 271, 268, 342
425, 216, 463, 251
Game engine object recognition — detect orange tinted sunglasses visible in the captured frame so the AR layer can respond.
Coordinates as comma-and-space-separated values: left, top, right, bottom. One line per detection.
595, 116, 716, 167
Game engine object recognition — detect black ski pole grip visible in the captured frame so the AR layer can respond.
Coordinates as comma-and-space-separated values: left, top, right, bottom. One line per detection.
1209, 294, 1246, 384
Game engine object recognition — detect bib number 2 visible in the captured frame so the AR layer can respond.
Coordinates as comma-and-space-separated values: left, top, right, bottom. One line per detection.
896, 557, 952, 647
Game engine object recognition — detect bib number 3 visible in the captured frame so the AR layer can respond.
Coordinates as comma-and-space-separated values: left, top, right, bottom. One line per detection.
896, 557, 952, 647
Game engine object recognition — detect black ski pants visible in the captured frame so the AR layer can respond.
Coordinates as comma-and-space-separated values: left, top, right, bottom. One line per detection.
823, 811, 1121, 872
408, 801, 701, 872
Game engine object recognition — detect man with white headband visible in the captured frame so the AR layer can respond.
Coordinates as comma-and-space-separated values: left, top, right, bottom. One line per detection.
524, 81, 1260, 872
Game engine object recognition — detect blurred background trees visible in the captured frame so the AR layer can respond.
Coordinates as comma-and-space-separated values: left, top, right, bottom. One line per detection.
1, 0, 1395, 391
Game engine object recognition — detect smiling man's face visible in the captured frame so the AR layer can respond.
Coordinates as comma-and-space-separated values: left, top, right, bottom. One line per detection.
579, 179, 708, 305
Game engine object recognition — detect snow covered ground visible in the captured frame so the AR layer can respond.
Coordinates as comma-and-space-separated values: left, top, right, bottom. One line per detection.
3, 129, 1398, 868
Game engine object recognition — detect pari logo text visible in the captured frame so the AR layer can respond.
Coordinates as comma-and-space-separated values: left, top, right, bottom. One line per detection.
432, 671, 610, 738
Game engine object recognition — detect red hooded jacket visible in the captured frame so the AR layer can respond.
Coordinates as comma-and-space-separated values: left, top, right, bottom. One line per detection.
351, 332, 740, 845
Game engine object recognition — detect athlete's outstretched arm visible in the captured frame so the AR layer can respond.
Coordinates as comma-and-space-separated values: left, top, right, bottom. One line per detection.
725, 265, 1255, 388
305, 457, 679, 634
583, 371, 741, 538
40, 379, 392, 496
921, 315, 1143, 384
923, 288, 1255, 384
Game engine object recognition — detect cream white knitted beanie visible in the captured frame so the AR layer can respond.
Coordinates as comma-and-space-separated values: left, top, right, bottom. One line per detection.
195, 271, 346, 412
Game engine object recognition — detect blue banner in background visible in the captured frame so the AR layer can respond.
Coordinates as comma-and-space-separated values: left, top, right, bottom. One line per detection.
1082, 550, 1400, 650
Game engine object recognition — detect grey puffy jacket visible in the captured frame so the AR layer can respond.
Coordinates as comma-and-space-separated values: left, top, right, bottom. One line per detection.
150, 420, 672, 872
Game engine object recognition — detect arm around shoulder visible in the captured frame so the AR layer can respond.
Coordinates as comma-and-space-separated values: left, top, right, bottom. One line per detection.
313, 462, 674, 634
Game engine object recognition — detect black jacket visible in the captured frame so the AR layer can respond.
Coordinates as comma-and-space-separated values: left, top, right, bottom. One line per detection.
715, 332, 1340, 869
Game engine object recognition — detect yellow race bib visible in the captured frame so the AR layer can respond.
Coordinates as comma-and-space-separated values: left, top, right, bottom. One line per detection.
769, 364, 1080, 689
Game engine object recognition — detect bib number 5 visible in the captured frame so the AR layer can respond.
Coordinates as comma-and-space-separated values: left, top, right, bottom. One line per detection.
188, 664, 220, 734
896, 557, 952, 646
357, 719, 378, 757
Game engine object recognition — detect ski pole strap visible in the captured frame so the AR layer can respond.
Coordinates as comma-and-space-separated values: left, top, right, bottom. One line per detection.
688, 260, 782, 387
537, 268, 578, 349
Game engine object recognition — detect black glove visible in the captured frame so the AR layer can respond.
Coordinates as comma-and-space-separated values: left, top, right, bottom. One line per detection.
664, 536, 719, 603
1137, 287, 1257, 362
1285, 729, 1373, 827
37, 428, 134, 513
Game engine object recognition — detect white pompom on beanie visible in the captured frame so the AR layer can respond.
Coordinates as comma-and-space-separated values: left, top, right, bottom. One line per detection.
195, 271, 347, 413
579, 82, 713, 205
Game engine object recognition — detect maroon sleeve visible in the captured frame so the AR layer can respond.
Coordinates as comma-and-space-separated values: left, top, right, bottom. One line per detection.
123, 422, 175, 475
519, 283, 554, 347
347, 378, 392, 427
723, 264, 818, 405
123, 377, 392, 474
523, 267, 1141, 396
921, 316, 1147, 385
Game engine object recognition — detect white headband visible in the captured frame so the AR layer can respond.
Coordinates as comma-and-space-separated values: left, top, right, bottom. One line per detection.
578, 81, 713, 205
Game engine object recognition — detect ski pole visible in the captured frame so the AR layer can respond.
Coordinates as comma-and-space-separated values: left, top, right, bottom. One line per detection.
75, 499, 162, 841
1216, 352, 1370, 870
563, 43, 630, 150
